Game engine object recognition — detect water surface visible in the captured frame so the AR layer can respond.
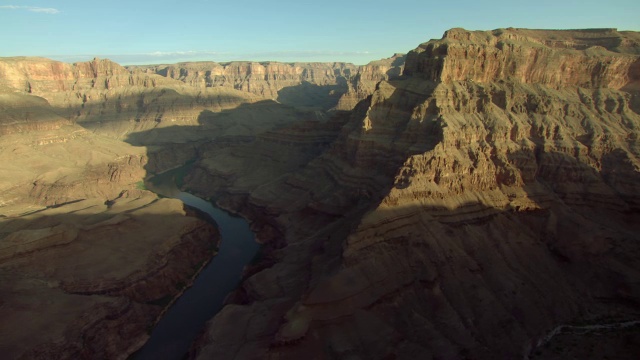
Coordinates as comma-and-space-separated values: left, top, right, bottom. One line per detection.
132, 167, 259, 360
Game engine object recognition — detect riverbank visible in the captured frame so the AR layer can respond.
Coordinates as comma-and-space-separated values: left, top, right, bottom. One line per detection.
132, 167, 260, 360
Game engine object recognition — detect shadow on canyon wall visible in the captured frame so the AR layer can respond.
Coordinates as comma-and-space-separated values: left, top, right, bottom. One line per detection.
2, 144, 640, 360
276, 80, 348, 111
0, 197, 220, 359
6, 79, 637, 358
109, 79, 640, 282
38, 80, 352, 134
123, 99, 305, 146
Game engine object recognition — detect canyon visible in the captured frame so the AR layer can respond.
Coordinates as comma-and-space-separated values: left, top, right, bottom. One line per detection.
0, 27, 639, 359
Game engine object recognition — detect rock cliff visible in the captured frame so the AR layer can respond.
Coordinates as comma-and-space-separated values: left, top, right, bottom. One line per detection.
0, 56, 261, 142
132, 56, 404, 112
334, 53, 406, 110
2, 27, 640, 359
0, 55, 403, 145
0, 58, 221, 359
0, 192, 218, 359
132, 61, 355, 97
186, 28, 640, 359
404, 28, 640, 88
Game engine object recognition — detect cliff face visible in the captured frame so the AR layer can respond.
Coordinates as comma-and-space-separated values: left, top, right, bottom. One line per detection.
0, 57, 261, 142
0, 55, 403, 145
0, 57, 130, 94
405, 28, 640, 88
133, 56, 405, 112
334, 53, 406, 110
2, 28, 639, 359
188, 28, 640, 359
133, 61, 356, 96
0, 59, 221, 359
80, 57, 402, 143
0, 192, 218, 360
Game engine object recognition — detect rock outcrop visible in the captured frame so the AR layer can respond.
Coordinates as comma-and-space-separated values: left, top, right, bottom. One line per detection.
133, 56, 405, 112
404, 28, 640, 88
187, 28, 640, 359
0, 58, 221, 359
334, 53, 406, 110
0, 55, 404, 145
2, 27, 640, 360
0, 192, 218, 359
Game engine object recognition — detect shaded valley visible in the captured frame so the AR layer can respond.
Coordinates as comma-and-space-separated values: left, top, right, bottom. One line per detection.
1, 28, 640, 360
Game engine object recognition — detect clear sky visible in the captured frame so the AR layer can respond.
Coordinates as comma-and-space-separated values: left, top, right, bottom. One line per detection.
1, 0, 638, 65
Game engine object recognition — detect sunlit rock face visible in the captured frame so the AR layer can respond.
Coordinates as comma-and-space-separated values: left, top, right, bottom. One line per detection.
189, 28, 640, 360
0, 51, 401, 359
132, 56, 405, 111
0, 58, 223, 359
1, 27, 639, 360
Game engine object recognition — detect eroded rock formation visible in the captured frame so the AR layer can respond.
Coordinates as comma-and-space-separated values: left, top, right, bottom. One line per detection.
334, 53, 406, 110
133, 56, 405, 112
186, 28, 640, 359
1, 27, 639, 360
0, 58, 221, 359
0, 192, 218, 359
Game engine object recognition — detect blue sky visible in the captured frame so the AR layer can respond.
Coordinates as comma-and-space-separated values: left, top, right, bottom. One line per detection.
1, 0, 638, 65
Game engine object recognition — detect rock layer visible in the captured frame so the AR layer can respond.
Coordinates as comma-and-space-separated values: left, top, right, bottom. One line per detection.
0, 58, 222, 359
133, 56, 405, 112
0, 192, 218, 359
0, 55, 404, 146
187, 28, 640, 360
2, 28, 640, 360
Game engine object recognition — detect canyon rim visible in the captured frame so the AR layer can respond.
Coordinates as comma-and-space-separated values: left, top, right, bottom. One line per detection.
0, 27, 639, 359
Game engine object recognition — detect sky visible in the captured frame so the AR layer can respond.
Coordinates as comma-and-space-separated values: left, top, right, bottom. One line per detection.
1, 0, 639, 65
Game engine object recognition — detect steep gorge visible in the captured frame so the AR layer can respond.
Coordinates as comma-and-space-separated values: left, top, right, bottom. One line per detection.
0, 59, 225, 359
185, 28, 640, 359
1, 27, 639, 359
0, 51, 404, 359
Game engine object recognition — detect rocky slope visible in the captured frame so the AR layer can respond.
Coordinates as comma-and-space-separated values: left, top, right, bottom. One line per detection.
2, 27, 639, 360
132, 56, 405, 112
0, 192, 218, 360
0, 59, 221, 359
184, 28, 640, 359
0, 53, 395, 359
334, 53, 406, 110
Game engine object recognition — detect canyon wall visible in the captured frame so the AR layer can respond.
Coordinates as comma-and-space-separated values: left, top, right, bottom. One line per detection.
0, 55, 404, 147
132, 56, 405, 112
2, 27, 639, 359
0, 52, 402, 359
187, 28, 640, 359
131, 61, 357, 98
0, 59, 222, 359
334, 53, 406, 110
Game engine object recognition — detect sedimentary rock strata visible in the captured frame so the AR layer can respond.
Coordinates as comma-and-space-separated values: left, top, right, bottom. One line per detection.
1, 27, 639, 359
0, 192, 218, 359
188, 28, 640, 359
0, 58, 221, 359
133, 56, 405, 112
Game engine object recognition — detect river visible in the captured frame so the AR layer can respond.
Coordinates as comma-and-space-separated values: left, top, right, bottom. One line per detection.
131, 166, 260, 360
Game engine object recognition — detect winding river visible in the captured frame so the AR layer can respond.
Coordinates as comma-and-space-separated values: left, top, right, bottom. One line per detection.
132, 167, 260, 360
